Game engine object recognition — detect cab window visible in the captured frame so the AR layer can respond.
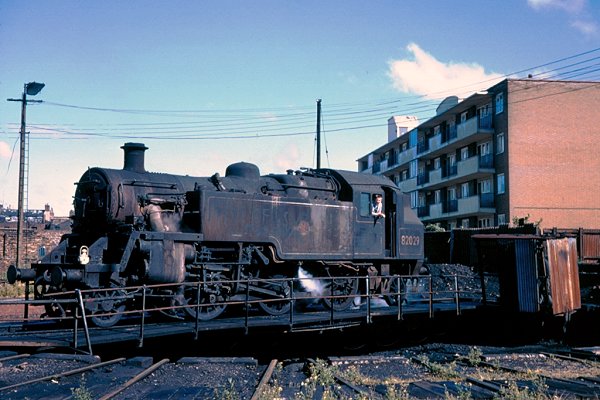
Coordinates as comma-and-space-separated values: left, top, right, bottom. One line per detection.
360, 192, 371, 217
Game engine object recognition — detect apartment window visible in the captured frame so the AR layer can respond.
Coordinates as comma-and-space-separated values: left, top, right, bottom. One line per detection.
461, 182, 469, 198
498, 214, 506, 225
496, 133, 505, 154
418, 193, 426, 207
478, 217, 491, 228
460, 111, 468, 124
478, 141, 491, 156
479, 104, 491, 117
401, 170, 408, 181
434, 157, 441, 170
433, 125, 440, 136
410, 191, 418, 209
434, 190, 441, 204
401, 142, 408, 152
448, 187, 457, 200
495, 93, 504, 114
479, 178, 492, 193
497, 173, 505, 194
448, 221, 457, 230
461, 218, 470, 228
461, 147, 469, 160
409, 160, 417, 178
448, 153, 456, 166
479, 104, 492, 128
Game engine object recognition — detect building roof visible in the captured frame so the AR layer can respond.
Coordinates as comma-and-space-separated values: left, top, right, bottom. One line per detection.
418, 92, 491, 129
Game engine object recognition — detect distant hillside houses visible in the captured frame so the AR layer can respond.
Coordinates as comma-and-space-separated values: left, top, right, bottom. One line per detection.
0, 203, 54, 224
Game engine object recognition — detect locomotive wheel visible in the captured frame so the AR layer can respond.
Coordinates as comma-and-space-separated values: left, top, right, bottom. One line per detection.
384, 275, 404, 306
385, 265, 430, 306
184, 272, 228, 321
184, 287, 228, 320
257, 274, 292, 316
87, 285, 127, 328
322, 274, 359, 311
34, 276, 67, 319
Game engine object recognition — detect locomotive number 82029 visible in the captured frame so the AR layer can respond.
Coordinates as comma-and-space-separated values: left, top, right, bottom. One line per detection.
401, 234, 421, 246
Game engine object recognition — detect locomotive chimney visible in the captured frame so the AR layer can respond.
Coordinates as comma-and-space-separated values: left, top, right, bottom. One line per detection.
121, 142, 148, 173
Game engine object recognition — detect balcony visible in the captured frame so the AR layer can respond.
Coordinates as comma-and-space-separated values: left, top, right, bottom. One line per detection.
457, 195, 480, 215
441, 125, 457, 143
454, 155, 495, 181
479, 153, 494, 169
428, 134, 442, 153
428, 203, 443, 219
399, 177, 417, 193
457, 156, 478, 176
418, 155, 495, 192
417, 205, 429, 217
480, 192, 495, 208
420, 194, 495, 222
457, 194, 496, 215
456, 115, 494, 145
417, 140, 429, 154
398, 146, 416, 166
427, 168, 443, 187
388, 153, 397, 168
480, 114, 492, 129
444, 199, 458, 213
442, 164, 457, 178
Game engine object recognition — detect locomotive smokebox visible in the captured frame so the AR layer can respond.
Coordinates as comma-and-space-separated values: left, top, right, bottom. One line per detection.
121, 142, 148, 173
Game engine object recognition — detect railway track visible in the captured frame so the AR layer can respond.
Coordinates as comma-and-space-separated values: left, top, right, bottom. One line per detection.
1, 343, 599, 399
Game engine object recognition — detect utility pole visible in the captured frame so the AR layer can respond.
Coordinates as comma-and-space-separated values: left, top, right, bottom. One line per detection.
316, 99, 321, 169
7, 82, 45, 269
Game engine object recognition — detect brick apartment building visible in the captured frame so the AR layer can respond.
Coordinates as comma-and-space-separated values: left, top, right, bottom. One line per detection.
357, 79, 600, 230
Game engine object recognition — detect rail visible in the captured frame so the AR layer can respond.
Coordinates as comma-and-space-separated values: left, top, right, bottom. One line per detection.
0, 272, 487, 355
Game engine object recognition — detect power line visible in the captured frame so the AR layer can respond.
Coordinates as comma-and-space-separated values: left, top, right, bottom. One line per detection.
4, 48, 599, 142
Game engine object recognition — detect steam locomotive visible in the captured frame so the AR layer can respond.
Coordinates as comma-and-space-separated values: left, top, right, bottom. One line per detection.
8, 143, 424, 327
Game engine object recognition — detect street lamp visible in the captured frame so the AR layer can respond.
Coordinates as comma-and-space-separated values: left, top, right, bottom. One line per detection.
7, 81, 45, 269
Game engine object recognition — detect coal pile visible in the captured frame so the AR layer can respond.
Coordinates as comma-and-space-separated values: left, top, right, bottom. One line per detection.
425, 263, 500, 303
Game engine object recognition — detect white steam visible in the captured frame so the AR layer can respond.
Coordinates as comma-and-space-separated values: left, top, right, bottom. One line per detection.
297, 267, 325, 296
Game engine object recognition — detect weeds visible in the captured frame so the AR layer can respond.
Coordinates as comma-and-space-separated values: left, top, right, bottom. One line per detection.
384, 384, 410, 400
71, 376, 93, 400
214, 378, 240, 400
0, 281, 25, 298
465, 347, 482, 367
415, 354, 461, 380
255, 362, 284, 400
295, 359, 340, 400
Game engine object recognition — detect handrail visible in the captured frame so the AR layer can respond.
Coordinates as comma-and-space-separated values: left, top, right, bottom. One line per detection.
0, 272, 487, 350
75, 289, 93, 355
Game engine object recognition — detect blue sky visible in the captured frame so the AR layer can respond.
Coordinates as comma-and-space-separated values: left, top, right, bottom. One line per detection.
1, 0, 599, 215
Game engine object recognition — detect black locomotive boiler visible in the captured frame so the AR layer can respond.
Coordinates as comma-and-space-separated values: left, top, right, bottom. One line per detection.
8, 143, 424, 326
